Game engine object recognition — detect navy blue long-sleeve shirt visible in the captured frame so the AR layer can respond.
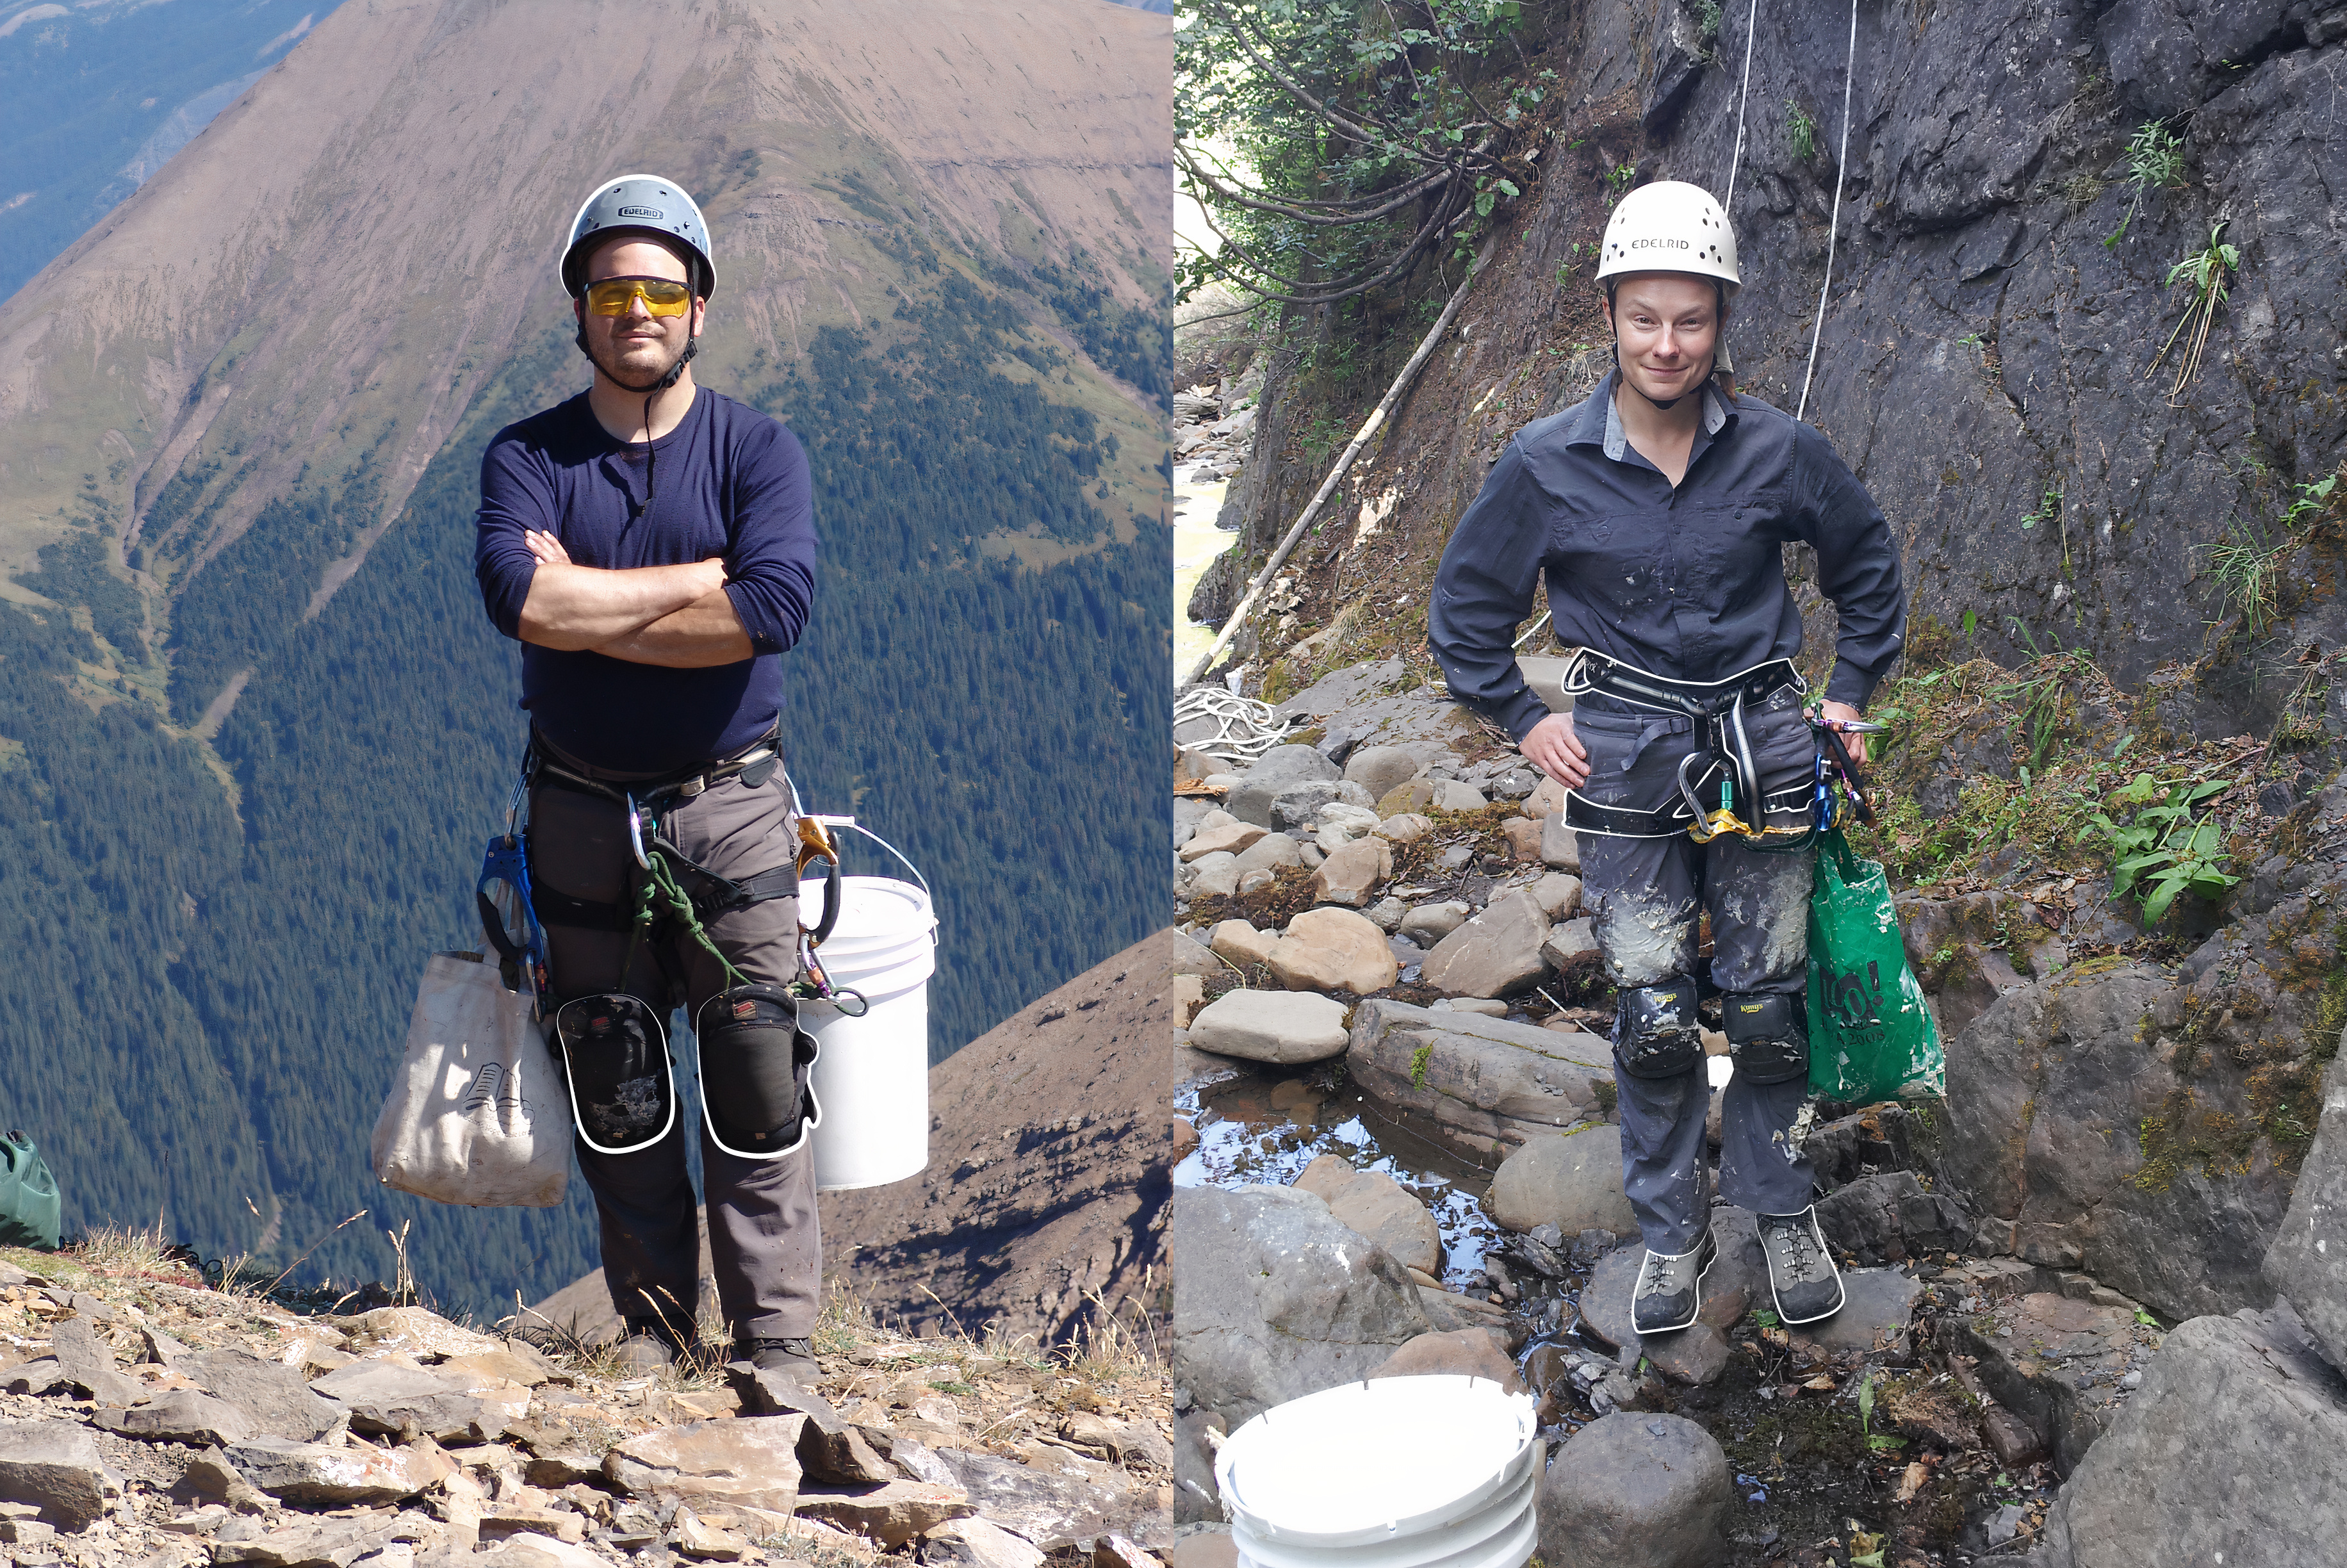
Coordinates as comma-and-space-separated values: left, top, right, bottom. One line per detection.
1429, 371, 1904, 741
473, 388, 817, 772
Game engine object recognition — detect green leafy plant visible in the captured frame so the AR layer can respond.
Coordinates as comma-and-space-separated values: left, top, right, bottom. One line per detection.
2019, 486, 2061, 530
1409, 1042, 1434, 1089
1605, 159, 1638, 202
2284, 471, 2340, 531
2086, 773, 2239, 924
2149, 222, 2239, 396
1694, 0, 1723, 58
1856, 1375, 1906, 1451
2104, 120, 2186, 248
1785, 98, 1816, 159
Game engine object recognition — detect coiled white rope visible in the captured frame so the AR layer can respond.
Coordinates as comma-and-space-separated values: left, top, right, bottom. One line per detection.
1173, 687, 1295, 765
1795, 0, 1861, 421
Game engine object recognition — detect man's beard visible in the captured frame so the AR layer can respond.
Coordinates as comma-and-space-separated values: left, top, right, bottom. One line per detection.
582, 323, 690, 393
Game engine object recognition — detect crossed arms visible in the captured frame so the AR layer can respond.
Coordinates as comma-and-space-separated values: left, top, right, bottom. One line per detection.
514, 529, 755, 669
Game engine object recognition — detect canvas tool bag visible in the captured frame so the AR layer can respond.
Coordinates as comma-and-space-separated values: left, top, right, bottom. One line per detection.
371, 952, 568, 1207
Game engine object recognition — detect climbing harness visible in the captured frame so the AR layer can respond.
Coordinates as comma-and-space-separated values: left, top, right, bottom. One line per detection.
1557, 649, 1815, 844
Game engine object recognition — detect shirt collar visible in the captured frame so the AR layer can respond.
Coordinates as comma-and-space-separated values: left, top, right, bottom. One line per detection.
1579, 368, 1733, 463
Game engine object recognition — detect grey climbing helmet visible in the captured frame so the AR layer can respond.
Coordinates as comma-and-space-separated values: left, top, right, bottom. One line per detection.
561, 174, 716, 300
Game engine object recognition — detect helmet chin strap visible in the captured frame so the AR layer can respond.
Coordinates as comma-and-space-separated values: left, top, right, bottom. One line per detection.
575, 325, 699, 501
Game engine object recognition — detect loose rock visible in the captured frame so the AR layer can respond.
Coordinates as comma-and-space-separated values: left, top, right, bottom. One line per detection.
1289, 1156, 1441, 1277
1268, 908, 1396, 996
1308, 837, 1392, 909
0, 1419, 120, 1530
1366, 1328, 1525, 1392
1421, 891, 1551, 999
1188, 990, 1351, 1064
602, 1416, 806, 1515
1486, 1127, 1638, 1239
1538, 1413, 1732, 1568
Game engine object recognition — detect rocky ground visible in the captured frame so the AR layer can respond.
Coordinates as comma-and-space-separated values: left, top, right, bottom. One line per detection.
0, 1237, 1172, 1568
1168, 655, 2347, 1566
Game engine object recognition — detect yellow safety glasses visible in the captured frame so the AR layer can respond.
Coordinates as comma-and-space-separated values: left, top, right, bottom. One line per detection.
584, 277, 694, 317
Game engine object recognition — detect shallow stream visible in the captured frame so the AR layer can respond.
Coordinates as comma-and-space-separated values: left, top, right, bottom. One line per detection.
1176, 1057, 2061, 1565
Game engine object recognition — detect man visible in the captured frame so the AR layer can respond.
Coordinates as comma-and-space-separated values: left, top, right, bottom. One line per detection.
474, 174, 822, 1376
1429, 180, 1905, 1335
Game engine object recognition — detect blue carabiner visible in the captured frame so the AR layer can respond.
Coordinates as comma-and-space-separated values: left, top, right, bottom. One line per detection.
626, 792, 651, 870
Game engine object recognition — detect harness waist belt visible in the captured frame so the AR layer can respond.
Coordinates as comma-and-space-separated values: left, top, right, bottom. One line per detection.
1558, 651, 1810, 841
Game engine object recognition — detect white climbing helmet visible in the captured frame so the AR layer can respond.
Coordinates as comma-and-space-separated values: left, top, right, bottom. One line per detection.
1596, 179, 1739, 295
561, 174, 716, 300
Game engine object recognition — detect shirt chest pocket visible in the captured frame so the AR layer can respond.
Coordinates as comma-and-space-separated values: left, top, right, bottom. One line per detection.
1555, 511, 1671, 619
1672, 504, 1787, 616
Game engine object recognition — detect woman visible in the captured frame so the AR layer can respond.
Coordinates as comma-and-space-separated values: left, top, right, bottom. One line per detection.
1428, 181, 1906, 1334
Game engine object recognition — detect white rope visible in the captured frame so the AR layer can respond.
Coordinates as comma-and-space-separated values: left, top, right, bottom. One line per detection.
1722, 0, 1763, 214
1795, 0, 1861, 422
1172, 687, 1295, 765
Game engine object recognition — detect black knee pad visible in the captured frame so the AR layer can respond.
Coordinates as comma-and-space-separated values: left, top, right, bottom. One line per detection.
1614, 978, 1703, 1079
552, 993, 677, 1155
695, 983, 817, 1160
1724, 990, 1809, 1085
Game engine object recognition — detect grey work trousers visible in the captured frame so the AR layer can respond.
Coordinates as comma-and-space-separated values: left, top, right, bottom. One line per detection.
1574, 692, 1820, 1254
528, 751, 820, 1343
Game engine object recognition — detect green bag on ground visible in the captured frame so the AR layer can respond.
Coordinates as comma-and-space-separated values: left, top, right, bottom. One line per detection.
0, 1131, 60, 1250
1805, 828, 1945, 1103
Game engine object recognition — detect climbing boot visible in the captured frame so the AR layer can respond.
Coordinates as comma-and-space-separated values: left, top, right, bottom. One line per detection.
739, 1335, 821, 1384
1760, 1206, 1845, 1324
609, 1317, 685, 1375
1630, 1227, 1717, 1335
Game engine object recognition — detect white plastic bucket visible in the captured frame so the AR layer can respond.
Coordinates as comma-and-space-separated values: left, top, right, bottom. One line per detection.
1214, 1377, 1541, 1568
799, 874, 937, 1191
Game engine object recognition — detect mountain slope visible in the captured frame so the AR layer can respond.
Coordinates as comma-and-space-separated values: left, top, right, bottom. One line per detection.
0, 0, 1170, 1319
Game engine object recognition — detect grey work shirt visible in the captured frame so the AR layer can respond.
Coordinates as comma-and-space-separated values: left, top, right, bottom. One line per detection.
1428, 369, 1906, 741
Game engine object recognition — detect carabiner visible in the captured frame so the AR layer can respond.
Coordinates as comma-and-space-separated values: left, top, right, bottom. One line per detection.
626, 792, 651, 870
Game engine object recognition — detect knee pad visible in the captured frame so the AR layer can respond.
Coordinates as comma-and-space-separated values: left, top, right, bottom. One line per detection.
1724, 990, 1809, 1085
552, 993, 678, 1155
694, 983, 819, 1161
1614, 978, 1703, 1080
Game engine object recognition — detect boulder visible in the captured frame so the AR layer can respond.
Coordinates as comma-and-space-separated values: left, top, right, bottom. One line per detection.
1501, 817, 1544, 862
1373, 812, 1432, 843
1931, 961, 2297, 1324
1362, 896, 1408, 933
1368, 1328, 1525, 1391
1231, 833, 1302, 876
1537, 1414, 1732, 1568
1541, 815, 1582, 871
1947, 1289, 2161, 1477
1208, 920, 1279, 970
92, 1390, 254, 1446
1376, 780, 1439, 817
1188, 990, 1350, 1064
1541, 917, 1602, 976
1180, 822, 1266, 862
309, 1361, 523, 1444
1346, 1000, 1616, 1163
1529, 874, 1583, 919
0, 1420, 120, 1529
1312, 803, 1382, 853
345, 1309, 503, 1360
209, 1518, 379, 1568
1790, 1270, 1924, 1358
224, 1438, 434, 1507
1171, 1186, 1432, 1433
476, 1534, 605, 1568
1398, 901, 1470, 945
1186, 853, 1239, 898
1227, 747, 1339, 827
926, 1444, 1150, 1551
1343, 746, 1424, 801
1421, 891, 1550, 998
47, 1316, 141, 1407
793, 1479, 974, 1547
2034, 1305, 2347, 1568
1266, 908, 1397, 997
2262, 1067, 2347, 1373
1309, 837, 1392, 910
1487, 1127, 1638, 1237
1290, 1155, 1442, 1277
1267, 780, 1371, 832
922, 1518, 1047, 1568
603, 1416, 806, 1515
1817, 1172, 1973, 1264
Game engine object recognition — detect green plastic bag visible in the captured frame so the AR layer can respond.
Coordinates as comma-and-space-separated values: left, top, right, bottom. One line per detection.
0, 1131, 59, 1251
1805, 829, 1945, 1103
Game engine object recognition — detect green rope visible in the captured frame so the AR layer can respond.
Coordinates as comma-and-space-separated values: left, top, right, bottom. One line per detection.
621, 807, 750, 994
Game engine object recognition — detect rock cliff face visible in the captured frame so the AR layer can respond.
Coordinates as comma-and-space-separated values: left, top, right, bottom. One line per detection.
1214, 0, 2346, 735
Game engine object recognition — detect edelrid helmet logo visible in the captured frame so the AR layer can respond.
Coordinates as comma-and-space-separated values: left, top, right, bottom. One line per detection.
616, 205, 664, 220
1630, 238, 1692, 250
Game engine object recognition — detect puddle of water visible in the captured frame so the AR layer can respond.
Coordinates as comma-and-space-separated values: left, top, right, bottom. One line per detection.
1174, 458, 1235, 682
1176, 1056, 2048, 1563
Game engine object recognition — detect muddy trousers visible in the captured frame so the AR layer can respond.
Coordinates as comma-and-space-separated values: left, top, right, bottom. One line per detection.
1581, 781, 1821, 1256
528, 763, 821, 1344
